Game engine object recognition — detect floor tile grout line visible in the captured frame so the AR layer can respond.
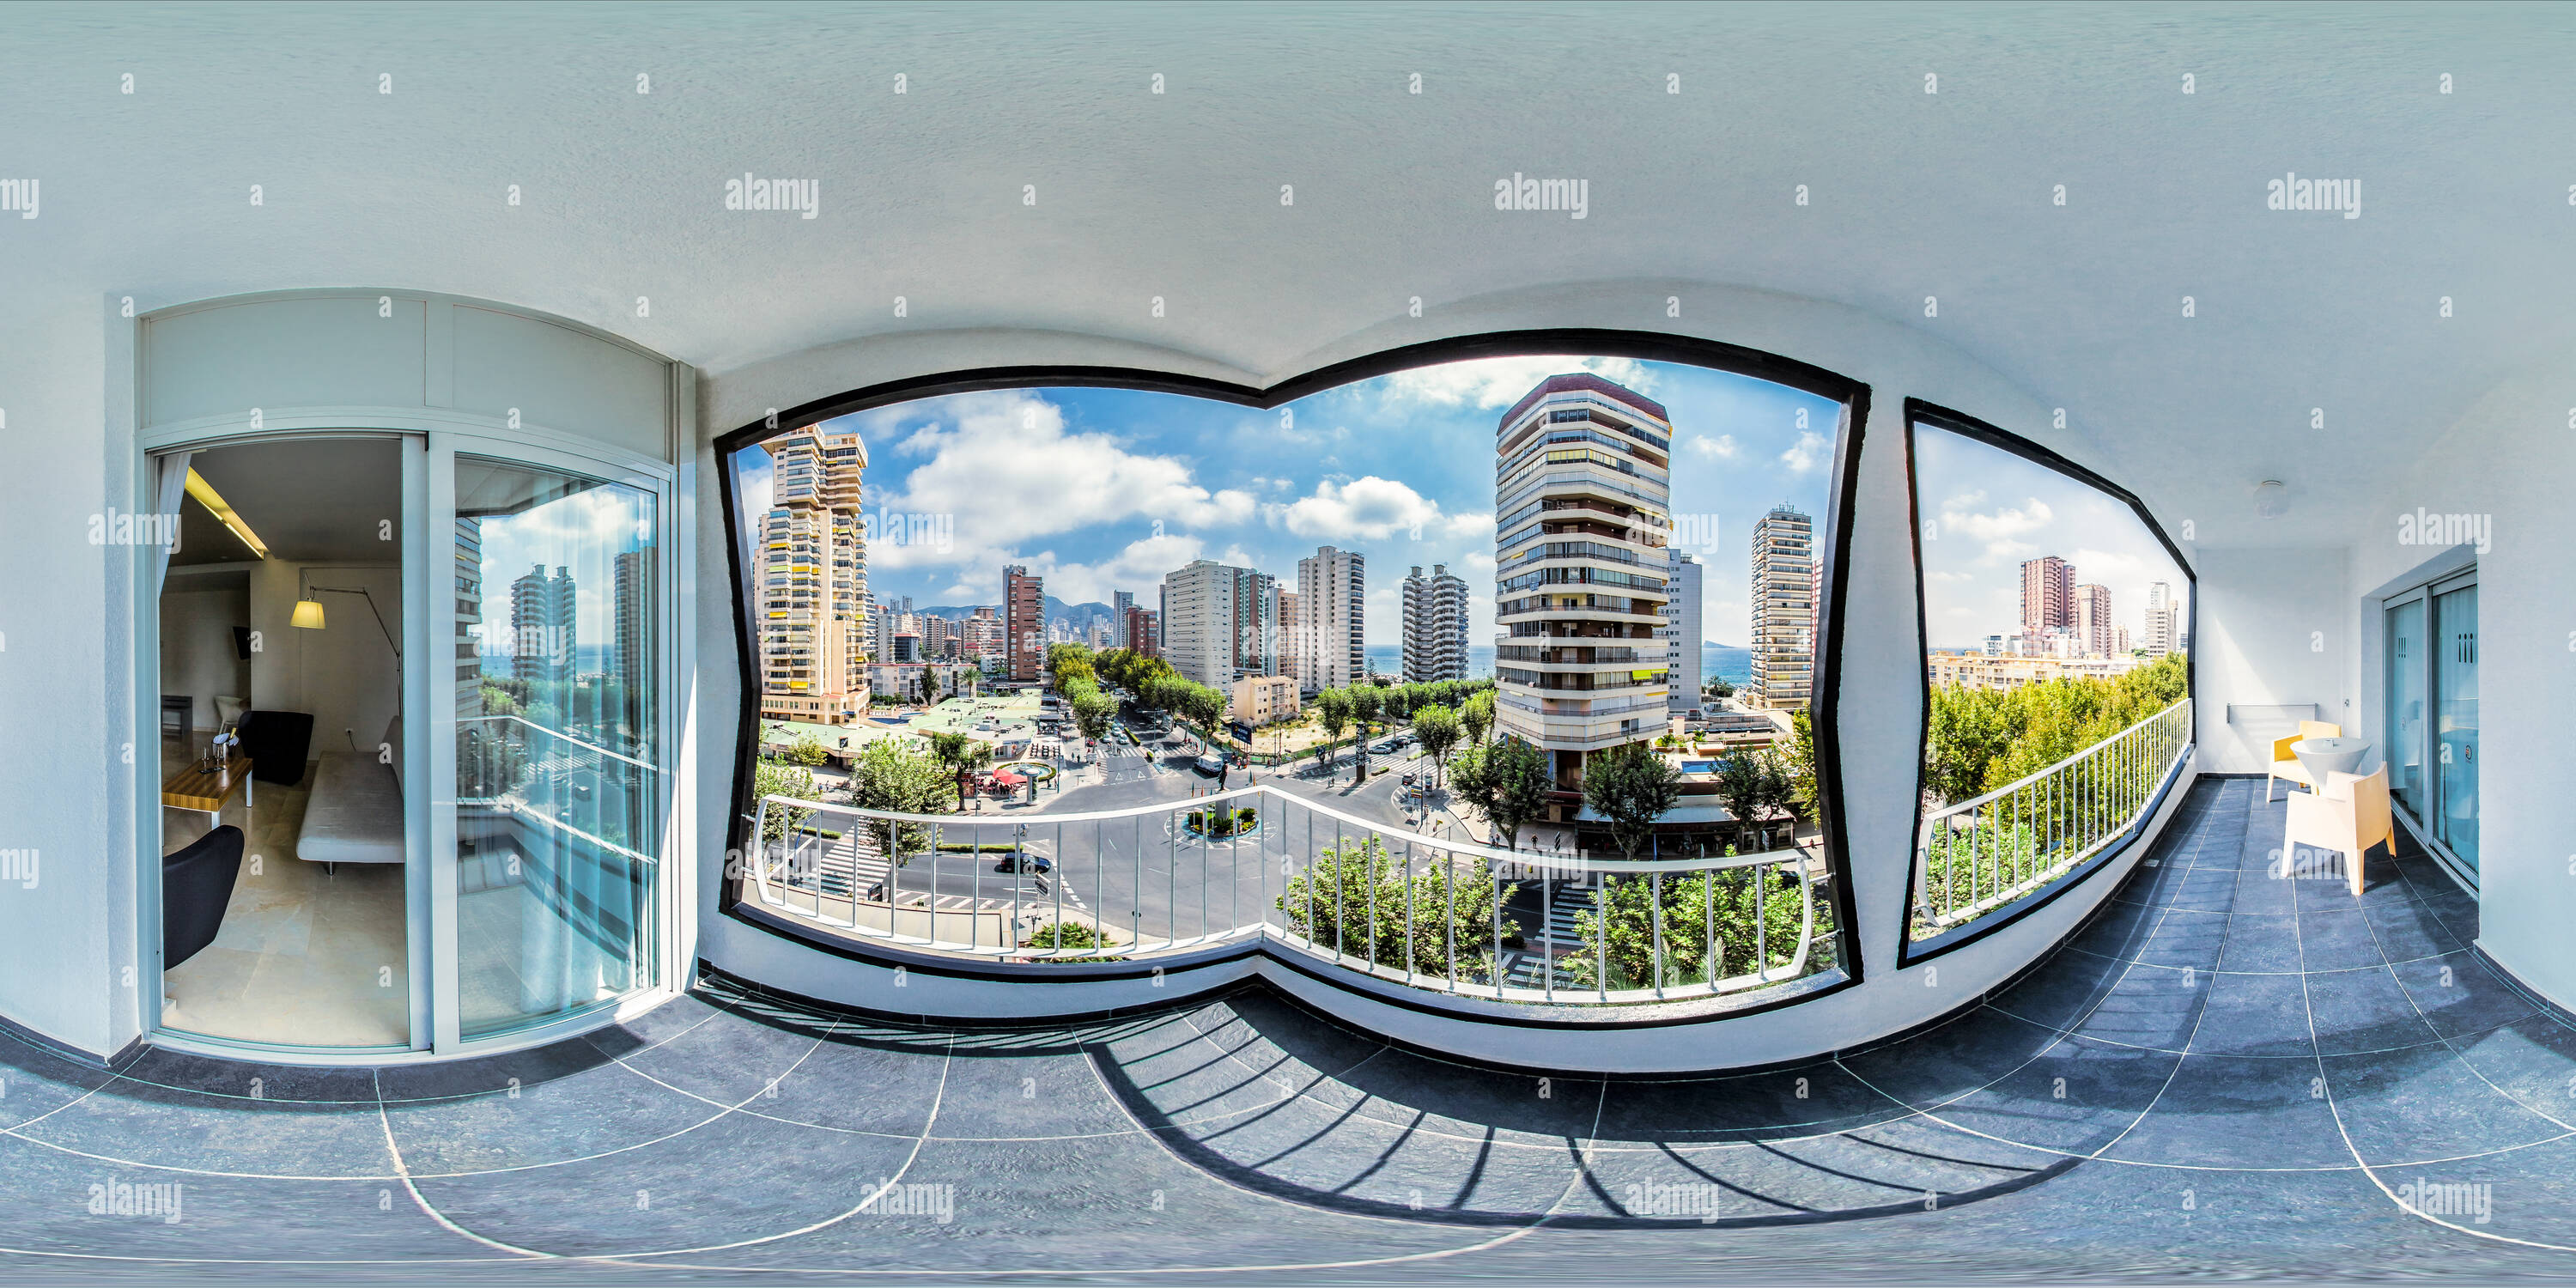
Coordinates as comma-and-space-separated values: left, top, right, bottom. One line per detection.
2081, 781, 2239, 1162
2286, 797, 2576, 1254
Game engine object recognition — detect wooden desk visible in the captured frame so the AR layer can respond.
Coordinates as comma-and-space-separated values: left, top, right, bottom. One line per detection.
162, 758, 254, 820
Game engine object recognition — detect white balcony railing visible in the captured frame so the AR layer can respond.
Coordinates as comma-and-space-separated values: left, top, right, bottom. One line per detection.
745, 784, 1831, 1007
1911, 697, 2192, 939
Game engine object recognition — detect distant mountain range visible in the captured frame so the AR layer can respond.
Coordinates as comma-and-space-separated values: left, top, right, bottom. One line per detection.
914, 597, 1116, 632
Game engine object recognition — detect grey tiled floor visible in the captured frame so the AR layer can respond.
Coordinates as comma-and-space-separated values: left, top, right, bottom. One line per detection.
5, 780, 2572, 1281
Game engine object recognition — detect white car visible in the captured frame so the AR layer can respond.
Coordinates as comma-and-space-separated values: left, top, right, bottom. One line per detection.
1194, 754, 1227, 775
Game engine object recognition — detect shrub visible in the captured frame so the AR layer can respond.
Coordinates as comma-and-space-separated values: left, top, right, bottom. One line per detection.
1019, 920, 1125, 963
1277, 836, 1517, 984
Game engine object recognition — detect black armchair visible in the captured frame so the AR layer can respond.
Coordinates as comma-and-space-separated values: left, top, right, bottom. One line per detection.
163, 825, 244, 970
234, 710, 314, 786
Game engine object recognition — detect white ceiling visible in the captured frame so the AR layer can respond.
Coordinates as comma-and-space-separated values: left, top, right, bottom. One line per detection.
15, 3, 2572, 549
175, 438, 403, 566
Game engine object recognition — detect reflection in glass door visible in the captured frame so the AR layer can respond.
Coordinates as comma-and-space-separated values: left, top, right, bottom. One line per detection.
2384, 598, 2425, 817
451, 457, 661, 1038
2433, 582, 2478, 872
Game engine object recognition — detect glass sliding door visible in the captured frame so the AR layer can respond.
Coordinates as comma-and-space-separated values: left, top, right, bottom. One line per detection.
2383, 574, 2476, 884
2384, 598, 2426, 819
450, 455, 662, 1039
2432, 581, 2478, 872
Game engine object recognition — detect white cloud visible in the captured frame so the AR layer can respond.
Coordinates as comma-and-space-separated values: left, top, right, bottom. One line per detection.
1376, 355, 1656, 410
1039, 532, 1206, 606
1274, 476, 1447, 542
1780, 430, 1830, 473
864, 391, 1254, 571
1938, 494, 2055, 562
1688, 434, 1740, 460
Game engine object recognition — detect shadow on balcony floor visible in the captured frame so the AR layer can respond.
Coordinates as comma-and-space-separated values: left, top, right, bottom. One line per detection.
3, 779, 2571, 1281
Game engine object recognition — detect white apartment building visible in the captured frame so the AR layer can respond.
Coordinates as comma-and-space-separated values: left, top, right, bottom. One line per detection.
1492, 373, 1674, 801
1400, 563, 1469, 683
1659, 550, 1704, 716
757, 425, 870, 724
1161, 559, 1279, 689
1294, 545, 1364, 694
1747, 504, 1815, 712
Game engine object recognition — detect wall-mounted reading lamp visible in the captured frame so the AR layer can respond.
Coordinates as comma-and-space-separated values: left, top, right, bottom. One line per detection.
292, 571, 401, 662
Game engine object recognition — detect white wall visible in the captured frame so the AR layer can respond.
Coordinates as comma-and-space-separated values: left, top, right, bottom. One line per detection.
0, 294, 127, 1057
2348, 363, 2576, 1012
158, 581, 251, 732
248, 561, 404, 767
690, 280, 2215, 1066
2191, 547, 2354, 773
0, 289, 678, 1061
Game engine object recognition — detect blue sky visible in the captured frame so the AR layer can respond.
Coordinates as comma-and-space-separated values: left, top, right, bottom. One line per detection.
1913, 423, 2192, 651
732, 355, 1842, 649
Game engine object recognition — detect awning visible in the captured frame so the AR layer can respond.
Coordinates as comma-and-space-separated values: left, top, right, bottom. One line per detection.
1568, 803, 1737, 825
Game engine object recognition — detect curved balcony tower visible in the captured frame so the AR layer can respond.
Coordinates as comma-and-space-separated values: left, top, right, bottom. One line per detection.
1492, 374, 1675, 807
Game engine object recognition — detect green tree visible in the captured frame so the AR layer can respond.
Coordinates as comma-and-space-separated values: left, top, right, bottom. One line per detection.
1752, 746, 1797, 850
849, 737, 955, 858
1315, 688, 1352, 767
1184, 683, 1228, 738
1583, 743, 1683, 862
1713, 753, 1771, 852
925, 731, 992, 811
786, 734, 831, 767
1451, 738, 1553, 852
751, 759, 817, 848
1566, 860, 1824, 991
1071, 689, 1118, 741
1276, 835, 1518, 983
1460, 689, 1496, 744
1783, 711, 1823, 825
1412, 703, 1462, 789
1350, 683, 1383, 732
1139, 674, 1188, 720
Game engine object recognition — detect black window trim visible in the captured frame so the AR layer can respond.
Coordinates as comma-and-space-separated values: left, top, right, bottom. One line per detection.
713, 328, 1875, 1010
1896, 398, 2200, 967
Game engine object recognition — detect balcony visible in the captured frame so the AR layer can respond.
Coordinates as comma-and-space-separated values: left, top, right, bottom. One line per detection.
1911, 698, 2192, 943
746, 785, 1832, 1009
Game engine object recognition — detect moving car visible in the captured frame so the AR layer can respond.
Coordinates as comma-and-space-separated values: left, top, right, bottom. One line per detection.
1194, 754, 1227, 775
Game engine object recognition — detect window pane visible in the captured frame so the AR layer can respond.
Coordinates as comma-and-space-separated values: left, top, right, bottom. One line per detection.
2384, 598, 2426, 820
453, 456, 659, 1038
1911, 421, 2191, 942
2433, 583, 2478, 871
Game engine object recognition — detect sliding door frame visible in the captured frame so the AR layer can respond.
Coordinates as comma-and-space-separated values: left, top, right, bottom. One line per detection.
137, 428, 432, 1058
428, 428, 683, 1055
137, 422, 683, 1063
2382, 567, 2478, 891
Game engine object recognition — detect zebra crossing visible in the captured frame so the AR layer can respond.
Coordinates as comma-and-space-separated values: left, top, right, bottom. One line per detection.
781, 828, 1086, 914
1498, 880, 1597, 988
